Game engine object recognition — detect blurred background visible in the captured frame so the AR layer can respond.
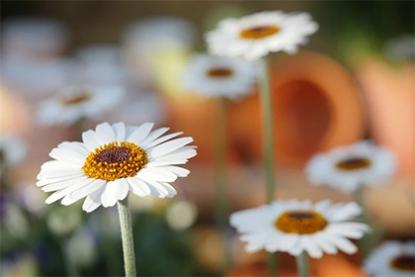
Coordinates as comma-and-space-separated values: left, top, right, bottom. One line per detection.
0, 1, 414, 276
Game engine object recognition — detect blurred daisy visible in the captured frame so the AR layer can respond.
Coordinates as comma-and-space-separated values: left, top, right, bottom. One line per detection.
183, 54, 257, 99
206, 11, 318, 60
37, 85, 124, 127
0, 136, 26, 166
306, 141, 396, 193
37, 122, 196, 212
230, 199, 369, 258
364, 241, 415, 277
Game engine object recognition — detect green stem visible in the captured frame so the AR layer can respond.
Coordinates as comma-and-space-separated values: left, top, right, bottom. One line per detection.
295, 252, 308, 277
258, 58, 276, 203
117, 199, 137, 277
354, 185, 374, 260
258, 58, 277, 276
213, 98, 232, 271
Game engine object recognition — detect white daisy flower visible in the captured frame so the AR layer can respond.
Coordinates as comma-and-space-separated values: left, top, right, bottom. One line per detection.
0, 136, 26, 166
364, 241, 415, 277
37, 85, 124, 127
205, 11, 318, 60
37, 122, 197, 213
306, 141, 396, 193
183, 54, 257, 99
230, 199, 370, 258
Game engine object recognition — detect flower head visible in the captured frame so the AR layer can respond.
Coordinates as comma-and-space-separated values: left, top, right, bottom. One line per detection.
183, 54, 257, 99
364, 241, 415, 277
306, 141, 396, 193
230, 199, 370, 258
37, 122, 197, 212
37, 85, 124, 127
205, 11, 318, 60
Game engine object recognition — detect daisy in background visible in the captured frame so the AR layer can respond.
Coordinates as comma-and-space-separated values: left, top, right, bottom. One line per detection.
364, 241, 415, 277
183, 54, 257, 99
306, 141, 396, 260
306, 141, 396, 193
231, 200, 369, 275
37, 85, 124, 127
183, 54, 256, 270
205, 11, 318, 60
37, 122, 196, 276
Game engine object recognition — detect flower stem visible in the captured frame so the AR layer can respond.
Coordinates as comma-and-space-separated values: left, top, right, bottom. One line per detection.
213, 98, 232, 271
295, 252, 309, 277
258, 58, 276, 203
258, 58, 278, 276
354, 184, 376, 260
117, 199, 137, 277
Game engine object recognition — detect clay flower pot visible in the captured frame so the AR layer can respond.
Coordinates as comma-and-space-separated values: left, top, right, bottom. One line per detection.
229, 51, 366, 167
357, 60, 415, 178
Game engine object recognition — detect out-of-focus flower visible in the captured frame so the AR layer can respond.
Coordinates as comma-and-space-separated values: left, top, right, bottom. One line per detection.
75, 44, 128, 86
166, 200, 197, 230
1, 18, 67, 60
364, 241, 415, 277
47, 206, 82, 236
37, 122, 197, 212
16, 181, 47, 215
306, 141, 396, 193
230, 200, 369, 258
0, 253, 38, 277
66, 228, 96, 267
0, 136, 26, 166
385, 35, 415, 62
122, 16, 196, 84
183, 54, 257, 99
37, 85, 124, 127
0, 57, 73, 99
206, 11, 318, 60
103, 92, 166, 125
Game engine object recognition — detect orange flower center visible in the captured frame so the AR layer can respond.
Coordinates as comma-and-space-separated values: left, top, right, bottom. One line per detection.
275, 210, 328, 234
82, 142, 147, 181
240, 25, 280, 40
61, 92, 91, 106
206, 67, 234, 78
336, 157, 371, 171
390, 254, 415, 272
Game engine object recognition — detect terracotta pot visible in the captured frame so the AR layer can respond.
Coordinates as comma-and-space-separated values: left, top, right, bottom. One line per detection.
356, 60, 415, 178
229, 51, 366, 167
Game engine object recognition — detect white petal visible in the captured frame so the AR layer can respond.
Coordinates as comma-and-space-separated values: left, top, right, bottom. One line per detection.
303, 237, 323, 258
45, 178, 91, 204
161, 166, 190, 177
69, 179, 106, 201
41, 176, 89, 192
127, 122, 154, 145
112, 122, 126, 141
149, 137, 193, 158
137, 167, 178, 182
49, 148, 85, 165
82, 130, 100, 151
101, 179, 129, 207
127, 177, 151, 197
58, 141, 89, 157
82, 185, 105, 213
140, 127, 169, 148
95, 122, 115, 145
145, 131, 183, 149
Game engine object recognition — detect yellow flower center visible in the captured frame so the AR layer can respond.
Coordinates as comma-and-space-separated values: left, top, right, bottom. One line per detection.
390, 254, 415, 272
206, 67, 234, 78
240, 25, 280, 40
275, 210, 328, 234
82, 142, 148, 181
336, 157, 371, 171
61, 92, 91, 106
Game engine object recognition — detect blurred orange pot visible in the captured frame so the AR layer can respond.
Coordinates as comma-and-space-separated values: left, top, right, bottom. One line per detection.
356, 60, 415, 178
229, 51, 366, 167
